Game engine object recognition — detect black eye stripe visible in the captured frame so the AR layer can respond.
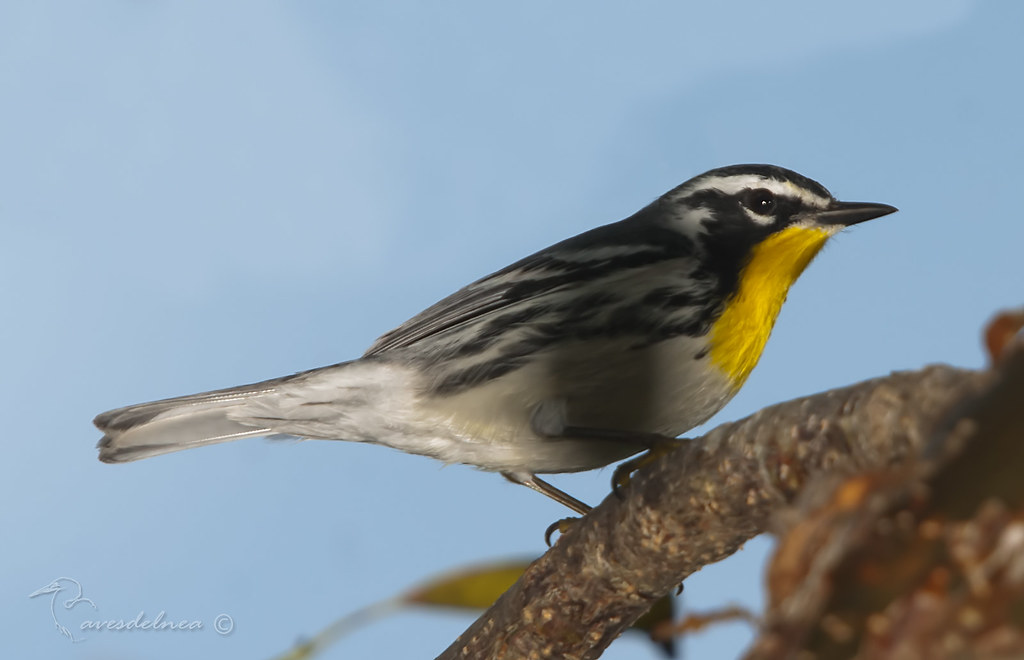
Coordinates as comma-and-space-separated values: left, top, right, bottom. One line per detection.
741, 188, 776, 215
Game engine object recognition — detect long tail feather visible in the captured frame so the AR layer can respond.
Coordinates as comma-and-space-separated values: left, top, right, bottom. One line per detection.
95, 359, 413, 464
94, 377, 294, 463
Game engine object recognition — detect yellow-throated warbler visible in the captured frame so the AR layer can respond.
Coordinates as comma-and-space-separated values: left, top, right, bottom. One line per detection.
95, 164, 896, 513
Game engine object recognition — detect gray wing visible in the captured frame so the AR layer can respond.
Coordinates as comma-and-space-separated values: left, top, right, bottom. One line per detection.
362, 211, 694, 356
363, 256, 547, 356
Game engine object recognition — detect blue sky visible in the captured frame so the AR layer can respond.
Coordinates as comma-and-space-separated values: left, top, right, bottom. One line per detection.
4, 1, 1021, 658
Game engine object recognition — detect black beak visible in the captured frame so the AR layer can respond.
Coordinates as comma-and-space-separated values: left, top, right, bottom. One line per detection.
817, 200, 898, 226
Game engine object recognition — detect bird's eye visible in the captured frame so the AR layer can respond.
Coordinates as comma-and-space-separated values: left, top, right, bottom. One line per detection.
743, 188, 776, 215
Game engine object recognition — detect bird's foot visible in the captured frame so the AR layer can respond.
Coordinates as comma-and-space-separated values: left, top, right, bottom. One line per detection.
544, 516, 581, 546
612, 439, 687, 500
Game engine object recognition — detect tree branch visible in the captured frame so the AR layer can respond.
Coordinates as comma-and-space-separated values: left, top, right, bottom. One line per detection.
747, 342, 1024, 659
437, 365, 992, 660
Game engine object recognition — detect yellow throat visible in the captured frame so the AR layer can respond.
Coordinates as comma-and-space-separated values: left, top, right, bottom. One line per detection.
709, 225, 834, 388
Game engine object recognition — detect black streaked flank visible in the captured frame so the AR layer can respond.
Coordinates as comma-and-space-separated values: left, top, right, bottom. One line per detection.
444, 304, 553, 359
428, 293, 720, 395
426, 279, 721, 394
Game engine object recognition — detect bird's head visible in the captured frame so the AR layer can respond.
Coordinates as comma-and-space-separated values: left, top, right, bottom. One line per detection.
654, 164, 896, 299
29, 580, 65, 598
661, 164, 897, 274
29, 577, 85, 600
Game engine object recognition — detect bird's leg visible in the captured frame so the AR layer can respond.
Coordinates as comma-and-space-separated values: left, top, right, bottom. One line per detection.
503, 429, 684, 546
502, 471, 592, 515
501, 471, 591, 546
519, 407, 681, 522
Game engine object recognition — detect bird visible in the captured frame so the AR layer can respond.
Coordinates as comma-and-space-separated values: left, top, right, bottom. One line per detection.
29, 577, 97, 642
95, 164, 896, 514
